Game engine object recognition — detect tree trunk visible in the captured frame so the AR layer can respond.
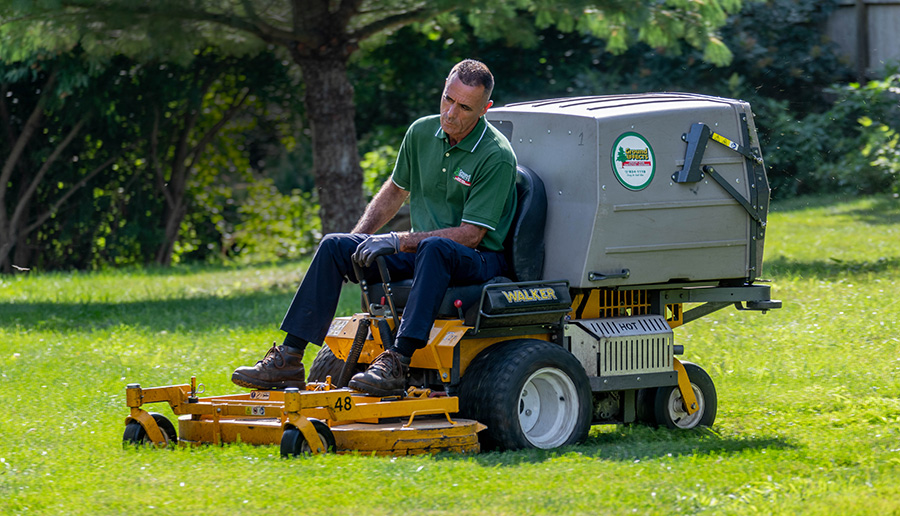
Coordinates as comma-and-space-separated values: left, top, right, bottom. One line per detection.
155, 198, 186, 266
10, 192, 33, 269
295, 56, 365, 234
151, 86, 249, 267
153, 143, 190, 267
0, 73, 54, 272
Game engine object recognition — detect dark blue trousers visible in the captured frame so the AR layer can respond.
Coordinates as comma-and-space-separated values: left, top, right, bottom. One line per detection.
280, 233, 507, 351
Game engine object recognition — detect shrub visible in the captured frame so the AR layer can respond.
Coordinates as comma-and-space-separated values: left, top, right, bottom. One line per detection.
758, 72, 900, 197
229, 179, 321, 262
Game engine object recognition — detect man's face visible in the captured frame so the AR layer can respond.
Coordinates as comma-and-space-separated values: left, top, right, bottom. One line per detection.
440, 75, 492, 145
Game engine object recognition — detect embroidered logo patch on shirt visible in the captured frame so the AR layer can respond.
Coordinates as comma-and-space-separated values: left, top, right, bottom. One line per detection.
453, 168, 472, 186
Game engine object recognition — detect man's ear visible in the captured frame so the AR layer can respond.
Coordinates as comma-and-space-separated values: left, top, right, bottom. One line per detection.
481, 99, 493, 116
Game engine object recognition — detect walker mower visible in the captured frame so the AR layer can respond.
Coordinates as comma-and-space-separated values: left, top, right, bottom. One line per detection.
123, 93, 781, 455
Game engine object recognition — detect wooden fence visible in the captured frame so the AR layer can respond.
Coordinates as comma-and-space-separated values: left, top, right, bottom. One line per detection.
826, 0, 900, 78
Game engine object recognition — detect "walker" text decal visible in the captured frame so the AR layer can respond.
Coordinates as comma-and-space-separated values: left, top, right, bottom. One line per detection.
501, 287, 559, 303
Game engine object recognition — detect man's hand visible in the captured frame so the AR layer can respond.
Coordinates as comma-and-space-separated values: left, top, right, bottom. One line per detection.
352, 232, 400, 267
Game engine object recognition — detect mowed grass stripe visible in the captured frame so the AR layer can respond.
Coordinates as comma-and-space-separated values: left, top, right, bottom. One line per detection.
1, 195, 898, 515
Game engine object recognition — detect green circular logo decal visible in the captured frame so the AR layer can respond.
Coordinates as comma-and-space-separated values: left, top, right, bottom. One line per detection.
611, 132, 656, 191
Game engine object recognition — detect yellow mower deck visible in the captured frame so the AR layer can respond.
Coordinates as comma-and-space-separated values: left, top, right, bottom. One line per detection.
124, 377, 483, 455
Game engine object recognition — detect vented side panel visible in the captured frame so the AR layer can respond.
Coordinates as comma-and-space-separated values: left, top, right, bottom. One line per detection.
582, 315, 671, 337
573, 314, 674, 376
600, 335, 673, 376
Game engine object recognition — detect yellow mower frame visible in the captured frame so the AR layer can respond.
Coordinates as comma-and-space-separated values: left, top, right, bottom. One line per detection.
124, 376, 483, 455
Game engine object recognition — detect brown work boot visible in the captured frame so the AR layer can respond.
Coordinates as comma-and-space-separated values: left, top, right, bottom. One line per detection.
232, 343, 306, 390
348, 349, 410, 397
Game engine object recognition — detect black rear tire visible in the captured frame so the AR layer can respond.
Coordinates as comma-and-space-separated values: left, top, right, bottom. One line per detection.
459, 339, 592, 451
307, 345, 357, 384
634, 388, 658, 426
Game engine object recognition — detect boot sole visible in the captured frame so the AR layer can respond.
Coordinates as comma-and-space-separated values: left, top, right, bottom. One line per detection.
232, 372, 306, 391
348, 378, 405, 397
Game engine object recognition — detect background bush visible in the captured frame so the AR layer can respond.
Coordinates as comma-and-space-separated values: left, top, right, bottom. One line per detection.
3, 0, 899, 270
759, 72, 900, 196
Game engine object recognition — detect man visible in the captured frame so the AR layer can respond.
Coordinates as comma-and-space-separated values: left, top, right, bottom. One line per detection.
232, 59, 517, 397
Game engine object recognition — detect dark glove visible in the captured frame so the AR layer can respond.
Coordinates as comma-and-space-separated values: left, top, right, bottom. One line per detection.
352, 232, 400, 267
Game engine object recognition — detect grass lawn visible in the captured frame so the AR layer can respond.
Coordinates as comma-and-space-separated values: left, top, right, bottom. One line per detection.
1, 195, 899, 515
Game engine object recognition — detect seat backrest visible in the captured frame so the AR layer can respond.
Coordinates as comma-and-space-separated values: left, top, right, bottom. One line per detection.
504, 165, 548, 281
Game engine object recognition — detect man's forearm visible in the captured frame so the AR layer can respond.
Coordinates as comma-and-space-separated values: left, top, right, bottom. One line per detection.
352, 180, 409, 234
353, 178, 488, 252
396, 223, 487, 253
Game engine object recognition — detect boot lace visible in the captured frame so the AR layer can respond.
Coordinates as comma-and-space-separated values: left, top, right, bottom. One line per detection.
257, 343, 287, 368
369, 350, 404, 378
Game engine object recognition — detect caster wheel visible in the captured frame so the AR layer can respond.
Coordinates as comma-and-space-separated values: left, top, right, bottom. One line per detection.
123, 413, 177, 447
654, 362, 717, 429
280, 419, 336, 457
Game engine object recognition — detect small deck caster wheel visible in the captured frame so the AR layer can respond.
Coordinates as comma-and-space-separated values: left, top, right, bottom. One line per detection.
123, 413, 177, 447
654, 362, 717, 429
280, 419, 336, 457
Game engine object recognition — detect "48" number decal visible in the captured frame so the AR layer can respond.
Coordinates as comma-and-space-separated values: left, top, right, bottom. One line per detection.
333, 396, 353, 412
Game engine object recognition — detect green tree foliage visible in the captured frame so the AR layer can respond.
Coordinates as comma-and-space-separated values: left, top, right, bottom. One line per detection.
0, 48, 304, 271
760, 73, 900, 196
0, 51, 131, 272
1, 0, 743, 238
351, 0, 856, 199
9, 0, 882, 270
715, 0, 850, 112
184, 89, 321, 264
129, 50, 290, 266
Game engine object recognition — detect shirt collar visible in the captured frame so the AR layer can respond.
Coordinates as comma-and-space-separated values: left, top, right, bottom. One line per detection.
434, 116, 489, 153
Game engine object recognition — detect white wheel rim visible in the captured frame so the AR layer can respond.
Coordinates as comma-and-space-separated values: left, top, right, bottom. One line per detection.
299, 430, 329, 453
518, 367, 580, 449
665, 384, 705, 428
141, 431, 170, 447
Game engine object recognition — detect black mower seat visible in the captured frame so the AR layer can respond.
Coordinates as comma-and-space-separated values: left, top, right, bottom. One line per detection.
367, 165, 547, 318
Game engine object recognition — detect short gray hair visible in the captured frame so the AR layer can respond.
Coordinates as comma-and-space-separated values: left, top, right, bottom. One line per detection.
448, 59, 494, 104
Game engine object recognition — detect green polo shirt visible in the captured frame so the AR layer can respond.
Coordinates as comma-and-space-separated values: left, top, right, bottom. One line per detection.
391, 115, 517, 252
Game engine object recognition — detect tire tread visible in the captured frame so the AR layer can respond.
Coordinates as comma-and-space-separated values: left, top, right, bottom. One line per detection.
459, 339, 591, 450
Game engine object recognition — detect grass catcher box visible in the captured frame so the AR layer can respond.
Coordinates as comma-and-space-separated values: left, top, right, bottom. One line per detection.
488, 93, 771, 288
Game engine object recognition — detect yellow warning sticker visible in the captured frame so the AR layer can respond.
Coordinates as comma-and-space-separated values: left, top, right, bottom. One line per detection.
711, 132, 739, 152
